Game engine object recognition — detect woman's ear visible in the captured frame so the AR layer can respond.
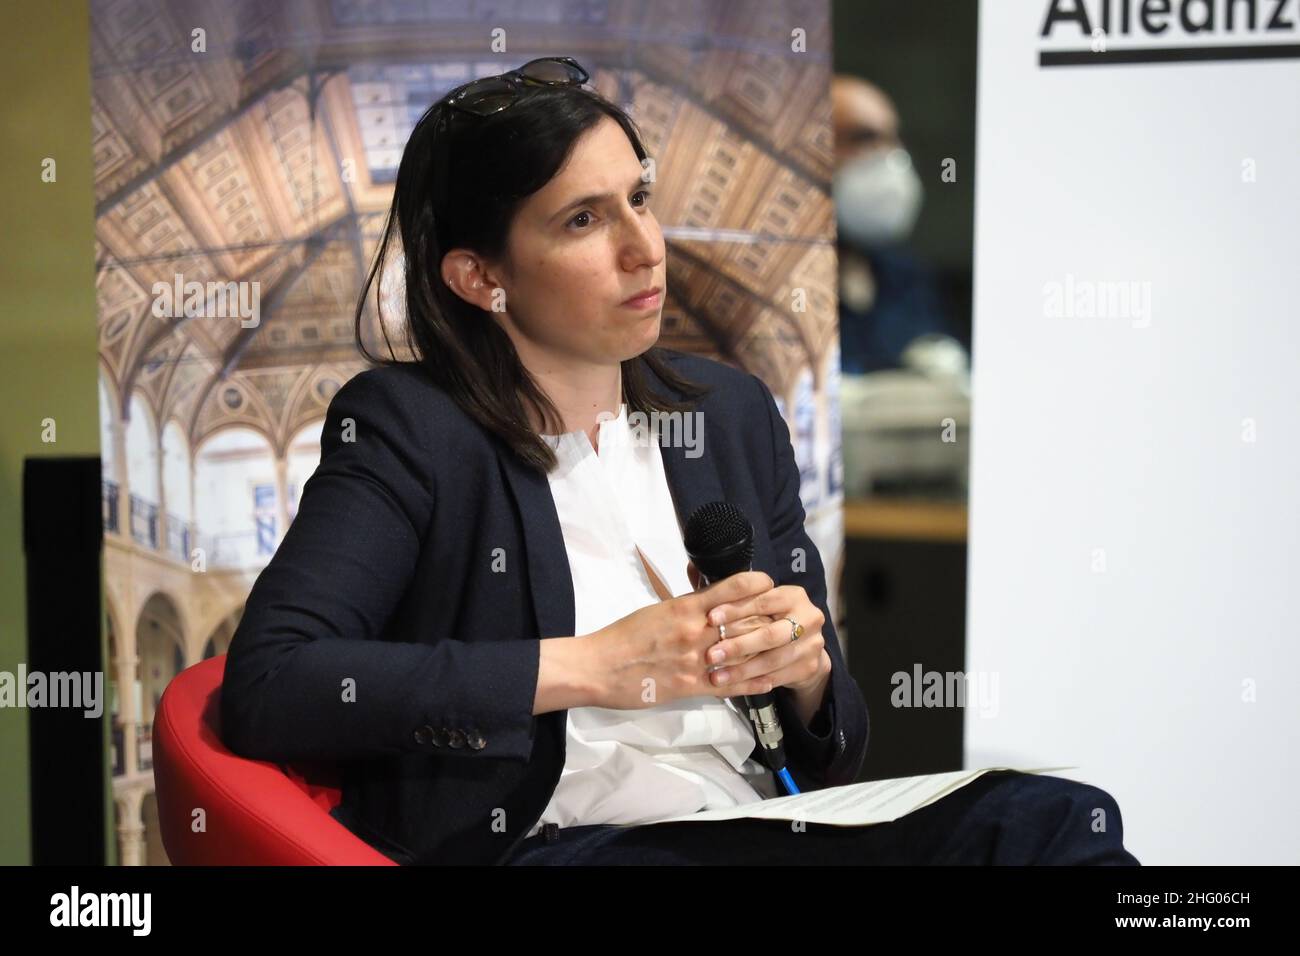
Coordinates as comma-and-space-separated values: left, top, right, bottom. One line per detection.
440, 248, 504, 313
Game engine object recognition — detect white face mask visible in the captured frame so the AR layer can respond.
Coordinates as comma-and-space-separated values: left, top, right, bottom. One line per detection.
832, 146, 923, 249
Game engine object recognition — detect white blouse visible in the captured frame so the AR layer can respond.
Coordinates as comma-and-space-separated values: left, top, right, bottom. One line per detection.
526, 402, 775, 838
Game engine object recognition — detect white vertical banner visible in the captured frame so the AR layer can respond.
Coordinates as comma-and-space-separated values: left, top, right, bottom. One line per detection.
968, 0, 1300, 864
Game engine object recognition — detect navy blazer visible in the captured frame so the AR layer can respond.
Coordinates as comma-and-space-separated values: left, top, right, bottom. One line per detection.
220, 348, 870, 865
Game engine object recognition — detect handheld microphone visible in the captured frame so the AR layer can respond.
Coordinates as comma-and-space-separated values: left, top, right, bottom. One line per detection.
683, 501, 792, 787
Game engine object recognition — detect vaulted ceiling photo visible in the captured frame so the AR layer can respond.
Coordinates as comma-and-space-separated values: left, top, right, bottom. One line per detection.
92, 0, 838, 455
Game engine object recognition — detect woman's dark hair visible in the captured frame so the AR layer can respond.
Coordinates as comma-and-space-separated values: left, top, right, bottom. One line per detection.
353, 71, 710, 473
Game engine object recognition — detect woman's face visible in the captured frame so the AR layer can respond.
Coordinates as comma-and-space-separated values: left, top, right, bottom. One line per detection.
484, 115, 667, 368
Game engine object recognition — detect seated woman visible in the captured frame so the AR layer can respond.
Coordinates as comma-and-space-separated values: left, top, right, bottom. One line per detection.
219, 57, 1139, 866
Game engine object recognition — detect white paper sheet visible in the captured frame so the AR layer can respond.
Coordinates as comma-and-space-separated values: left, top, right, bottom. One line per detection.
636, 766, 1077, 827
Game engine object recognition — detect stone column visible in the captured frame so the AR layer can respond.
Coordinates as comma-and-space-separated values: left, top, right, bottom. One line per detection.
274, 454, 291, 544
116, 790, 146, 867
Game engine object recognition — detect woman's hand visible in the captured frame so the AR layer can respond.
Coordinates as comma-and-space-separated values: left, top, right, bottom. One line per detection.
687, 561, 831, 699
586, 570, 778, 710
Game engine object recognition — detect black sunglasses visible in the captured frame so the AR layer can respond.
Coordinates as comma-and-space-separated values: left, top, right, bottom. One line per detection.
432, 57, 591, 218
445, 56, 590, 117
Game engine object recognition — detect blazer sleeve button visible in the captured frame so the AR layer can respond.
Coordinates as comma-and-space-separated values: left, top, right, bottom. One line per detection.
431, 727, 450, 748
467, 729, 487, 750
414, 725, 433, 745
448, 728, 467, 749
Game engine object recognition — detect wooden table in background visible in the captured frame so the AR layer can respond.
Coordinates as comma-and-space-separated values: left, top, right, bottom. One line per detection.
843, 497, 968, 543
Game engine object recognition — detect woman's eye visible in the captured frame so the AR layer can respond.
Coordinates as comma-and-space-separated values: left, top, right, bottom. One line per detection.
567, 192, 651, 230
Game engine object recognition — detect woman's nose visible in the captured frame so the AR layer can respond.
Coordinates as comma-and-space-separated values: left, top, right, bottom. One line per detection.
619, 207, 664, 270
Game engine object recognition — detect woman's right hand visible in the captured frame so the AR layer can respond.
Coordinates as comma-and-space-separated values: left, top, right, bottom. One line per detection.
585, 570, 777, 710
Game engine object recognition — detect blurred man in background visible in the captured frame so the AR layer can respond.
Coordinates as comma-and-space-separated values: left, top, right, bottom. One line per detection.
832, 75, 970, 499
832, 75, 966, 380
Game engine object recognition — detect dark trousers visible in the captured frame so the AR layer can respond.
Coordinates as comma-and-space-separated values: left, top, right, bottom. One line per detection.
505, 771, 1141, 865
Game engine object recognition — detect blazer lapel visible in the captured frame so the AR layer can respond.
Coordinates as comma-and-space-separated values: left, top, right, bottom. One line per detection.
656, 422, 726, 540
641, 354, 728, 544
659, 427, 775, 579
495, 362, 728, 640
496, 448, 576, 641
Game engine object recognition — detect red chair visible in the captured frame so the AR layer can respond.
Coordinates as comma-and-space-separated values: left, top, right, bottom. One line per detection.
153, 655, 397, 865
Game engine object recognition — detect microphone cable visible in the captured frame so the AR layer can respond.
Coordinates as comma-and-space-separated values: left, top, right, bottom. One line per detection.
776, 767, 801, 796
685, 501, 803, 797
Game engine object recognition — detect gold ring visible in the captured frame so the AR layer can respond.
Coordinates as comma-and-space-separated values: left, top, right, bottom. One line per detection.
785, 618, 803, 643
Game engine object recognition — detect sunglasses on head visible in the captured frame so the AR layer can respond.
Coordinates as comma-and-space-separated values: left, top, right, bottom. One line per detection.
431, 57, 591, 218
446, 56, 591, 117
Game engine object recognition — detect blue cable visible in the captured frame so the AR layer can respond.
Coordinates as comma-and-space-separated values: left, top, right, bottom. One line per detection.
776, 766, 801, 796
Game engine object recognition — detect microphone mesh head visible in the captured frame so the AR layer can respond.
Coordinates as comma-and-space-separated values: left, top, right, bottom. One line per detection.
684, 501, 754, 582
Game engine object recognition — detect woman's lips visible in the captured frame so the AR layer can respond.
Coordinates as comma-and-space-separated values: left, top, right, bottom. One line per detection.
621, 288, 662, 309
